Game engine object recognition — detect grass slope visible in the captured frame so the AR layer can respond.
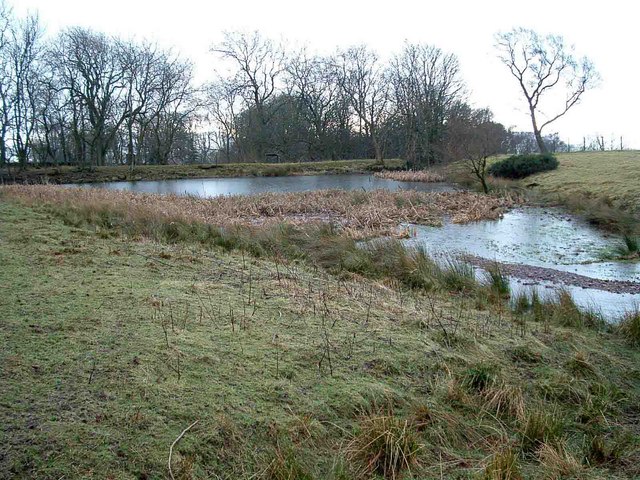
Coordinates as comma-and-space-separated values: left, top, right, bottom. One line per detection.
532, 151, 640, 213
1, 200, 640, 479
0, 158, 404, 185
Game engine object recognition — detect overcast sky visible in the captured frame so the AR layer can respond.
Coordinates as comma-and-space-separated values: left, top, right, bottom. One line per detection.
13, 0, 640, 148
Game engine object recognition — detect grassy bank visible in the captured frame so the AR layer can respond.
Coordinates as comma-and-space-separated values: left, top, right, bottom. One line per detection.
449, 151, 640, 233
1, 194, 640, 479
0, 158, 405, 185
531, 151, 640, 214
527, 151, 640, 233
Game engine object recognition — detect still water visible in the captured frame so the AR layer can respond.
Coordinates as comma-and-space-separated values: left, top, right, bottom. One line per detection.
403, 208, 639, 320
81, 174, 457, 196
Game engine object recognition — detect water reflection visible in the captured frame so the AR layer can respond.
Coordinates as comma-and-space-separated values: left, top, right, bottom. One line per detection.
80, 174, 458, 197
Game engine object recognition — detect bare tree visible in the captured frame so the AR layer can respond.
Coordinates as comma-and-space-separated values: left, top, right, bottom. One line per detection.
0, 0, 13, 167
389, 43, 465, 168
206, 76, 241, 162
212, 31, 284, 161
447, 106, 506, 193
51, 28, 129, 167
146, 55, 196, 165
286, 51, 340, 160
337, 45, 390, 163
7, 13, 43, 168
495, 28, 598, 154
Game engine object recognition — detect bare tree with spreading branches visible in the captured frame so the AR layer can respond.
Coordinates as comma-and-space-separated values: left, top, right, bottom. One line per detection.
495, 28, 598, 154
337, 45, 391, 163
447, 106, 506, 193
212, 31, 284, 161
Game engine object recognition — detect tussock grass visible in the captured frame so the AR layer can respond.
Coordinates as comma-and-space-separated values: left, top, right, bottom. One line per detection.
508, 344, 542, 364
617, 307, 640, 346
520, 409, 564, 454
584, 432, 634, 467
482, 448, 523, 480
515, 288, 605, 330
566, 350, 598, 378
615, 234, 640, 257
482, 383, 526, 420
438, 257, 477, 293
484, 263, 511, 301
345, 412, 421, 479
538, 442, 582, 478
267, 447, 313, 480
462, 364, 498, 393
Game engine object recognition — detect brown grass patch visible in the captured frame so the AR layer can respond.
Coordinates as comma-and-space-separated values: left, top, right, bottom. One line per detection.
374, 170, 445, 183
0, 185, 516, 239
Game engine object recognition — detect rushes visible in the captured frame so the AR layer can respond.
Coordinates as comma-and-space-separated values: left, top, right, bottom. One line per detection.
374, 170, 445, 183
617, 307, 640, 346
0, 184, 515, 239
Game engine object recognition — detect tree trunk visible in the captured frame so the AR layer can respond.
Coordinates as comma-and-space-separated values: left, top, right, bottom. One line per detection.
529, 106, 548, 154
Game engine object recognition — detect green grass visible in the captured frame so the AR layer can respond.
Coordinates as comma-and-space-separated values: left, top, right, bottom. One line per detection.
0, 158, 404, 185
525, 151, 640, 232
1, 200, 640, 478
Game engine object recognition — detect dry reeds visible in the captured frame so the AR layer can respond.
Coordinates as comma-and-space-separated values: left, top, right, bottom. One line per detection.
0, 184, 515, 239
374, 170, 445, 183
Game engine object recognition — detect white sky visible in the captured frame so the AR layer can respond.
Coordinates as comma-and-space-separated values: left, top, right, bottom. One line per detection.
13, 0, 640, 148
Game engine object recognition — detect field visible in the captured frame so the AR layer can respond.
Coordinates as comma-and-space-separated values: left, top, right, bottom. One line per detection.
0, 159, 404, 185
530, 151, 640, 217
1, 189, 640, 479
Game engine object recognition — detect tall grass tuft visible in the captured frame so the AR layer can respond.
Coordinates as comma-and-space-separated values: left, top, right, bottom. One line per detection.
462, 364, 497, 393
438, 256, 477, 292
484, 263, 510, 302
482, 448, 523, 480
584, 432, 633, 467
617, 307, 640, 346
520, 409, 564, 454
266, 447, 313, 480
345, 413, 421, 480
538, 442, 582, 478
482, 383, 526, 420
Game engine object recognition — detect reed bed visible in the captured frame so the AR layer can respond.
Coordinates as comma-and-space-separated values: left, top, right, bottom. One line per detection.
0, 185, 516, 238
374, 170, 446, 183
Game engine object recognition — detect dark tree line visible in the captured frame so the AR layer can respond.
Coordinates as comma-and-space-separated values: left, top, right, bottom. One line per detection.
0, 2, 600, 171
0, 3, 198, 170
208, 33, 485, 168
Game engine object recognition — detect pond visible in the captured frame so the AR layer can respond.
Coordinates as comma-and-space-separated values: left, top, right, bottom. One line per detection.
403, 207, 640, 321
77, 175, 638, 321
80, 173, 458, 196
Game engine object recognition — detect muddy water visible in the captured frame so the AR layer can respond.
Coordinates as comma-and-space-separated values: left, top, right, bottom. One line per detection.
403, 207, 639, 321
80, 174, 458, 197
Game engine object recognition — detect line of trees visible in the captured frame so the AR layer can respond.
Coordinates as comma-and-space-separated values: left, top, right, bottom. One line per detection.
0, 2, 601, 171
207, 31, 497, 168
0, 3, 199, 170
0, 1, 507, 170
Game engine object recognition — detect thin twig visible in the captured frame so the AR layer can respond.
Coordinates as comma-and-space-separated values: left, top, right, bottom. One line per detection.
168, 420, 199, 480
